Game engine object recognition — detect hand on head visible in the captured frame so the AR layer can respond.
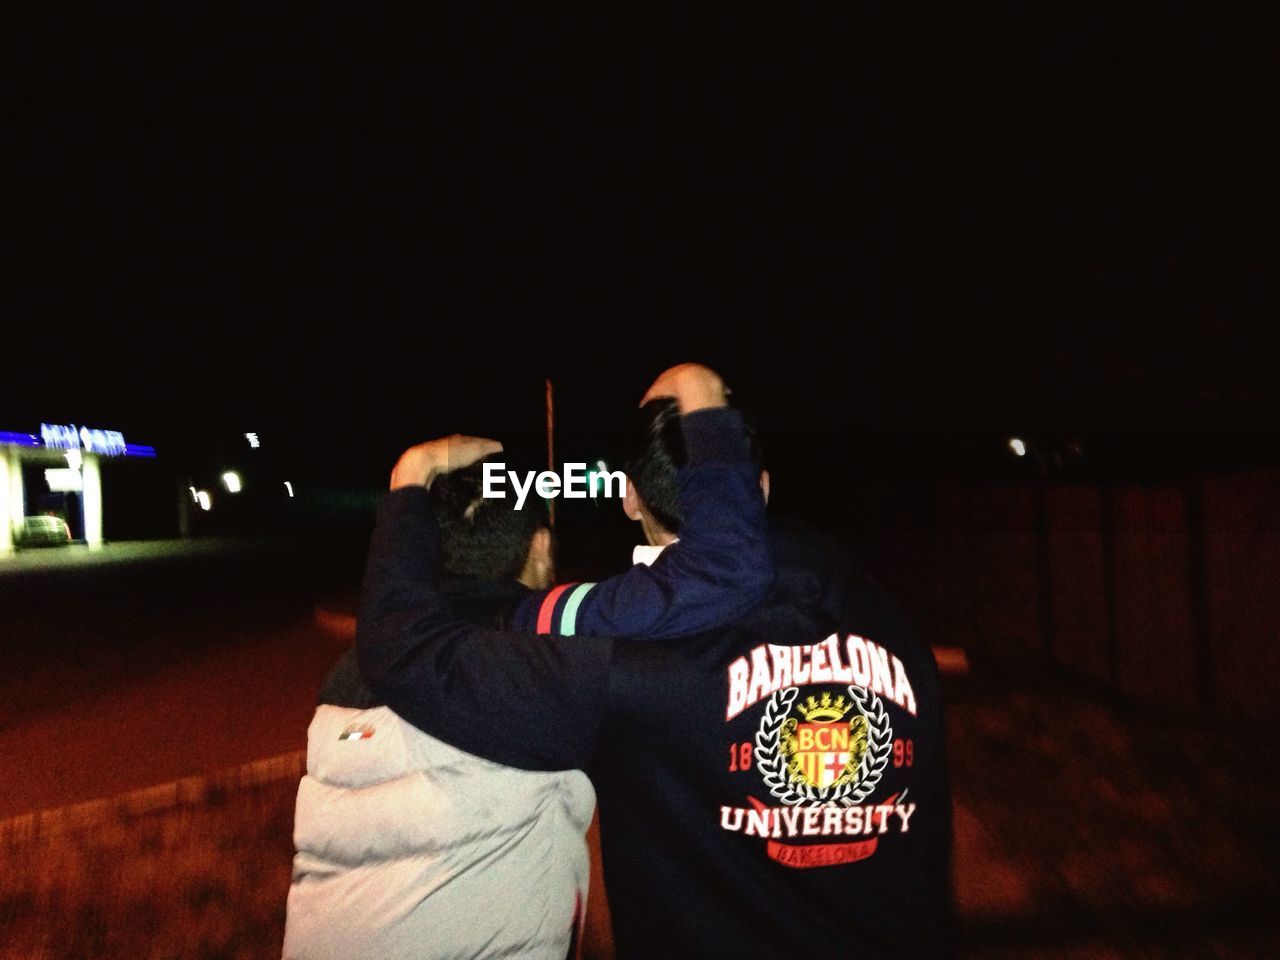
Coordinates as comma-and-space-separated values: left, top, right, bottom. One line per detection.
390, 434, 503, 490
390, 363, 728, 490
640, 363, 729, 413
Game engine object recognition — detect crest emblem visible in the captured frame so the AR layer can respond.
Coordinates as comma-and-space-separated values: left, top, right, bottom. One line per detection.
755, 685, 892, 807
780, 693, 869, 790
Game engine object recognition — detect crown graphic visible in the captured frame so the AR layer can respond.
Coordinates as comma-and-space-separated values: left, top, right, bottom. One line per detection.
795, 692, 853, 722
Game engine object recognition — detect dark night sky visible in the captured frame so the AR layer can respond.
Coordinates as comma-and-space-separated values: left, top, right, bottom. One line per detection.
9, 5, 1280, 485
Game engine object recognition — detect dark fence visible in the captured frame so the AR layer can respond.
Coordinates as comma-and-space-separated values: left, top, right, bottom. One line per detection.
933, 470, 1280, 718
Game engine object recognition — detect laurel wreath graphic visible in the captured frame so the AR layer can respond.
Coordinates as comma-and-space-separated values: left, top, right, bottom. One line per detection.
754, 685, 893, 807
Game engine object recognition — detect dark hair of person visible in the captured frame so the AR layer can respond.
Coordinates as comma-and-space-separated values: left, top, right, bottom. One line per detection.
430, 458, 549, 581
623, 398, 763, 535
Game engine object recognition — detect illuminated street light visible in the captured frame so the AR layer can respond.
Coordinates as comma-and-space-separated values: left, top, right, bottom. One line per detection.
245, 432, 260, 449
587, 459, 610, 498
283, 480, 294, 498
196, 490, 213, 511
1008, 438, 1027, 457
222, 470, 242, 493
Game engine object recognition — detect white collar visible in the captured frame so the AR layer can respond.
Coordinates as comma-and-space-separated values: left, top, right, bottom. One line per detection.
631, 539, 678, 567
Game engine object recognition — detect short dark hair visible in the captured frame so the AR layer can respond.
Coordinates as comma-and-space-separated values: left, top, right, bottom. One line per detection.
430, 458, 549, 581
623, 398, 763, 535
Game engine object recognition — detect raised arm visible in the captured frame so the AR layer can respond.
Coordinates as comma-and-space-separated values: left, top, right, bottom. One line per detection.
356, 478, 613, 771
356, 365, 773, 771
508, 405, 771, 639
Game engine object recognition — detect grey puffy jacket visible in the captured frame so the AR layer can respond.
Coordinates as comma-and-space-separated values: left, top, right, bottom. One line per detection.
283, 703, 595, 960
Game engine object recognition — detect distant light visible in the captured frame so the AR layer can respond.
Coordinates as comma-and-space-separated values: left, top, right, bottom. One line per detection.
64, 449, 83, 470
283, 481, 294, 498
45, 468, 84, 492
196, 490, 213, 511
222, 471, 242, 493
588, 459, 610, 498
1008, 438, 1027, 458
245, 432, 260, 449
189, 486, 199, 503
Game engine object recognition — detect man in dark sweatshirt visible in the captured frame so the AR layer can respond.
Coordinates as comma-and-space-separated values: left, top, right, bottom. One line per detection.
358, 363, 954, 959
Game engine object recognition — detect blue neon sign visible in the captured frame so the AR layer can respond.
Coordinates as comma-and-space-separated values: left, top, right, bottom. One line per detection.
40, 424, 129, 457
1, 425, 156, 458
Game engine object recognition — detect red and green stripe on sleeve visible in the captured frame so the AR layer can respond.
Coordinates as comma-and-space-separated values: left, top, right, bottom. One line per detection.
534, 581, 597, 636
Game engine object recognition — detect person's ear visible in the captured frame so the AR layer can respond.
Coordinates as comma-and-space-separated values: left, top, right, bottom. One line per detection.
520, 527, 555, 590
759, 469, 771, 506
622, 477, 644, 521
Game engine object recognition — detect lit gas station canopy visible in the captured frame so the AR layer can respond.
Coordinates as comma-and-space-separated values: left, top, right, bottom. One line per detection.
1, 422, 158, 553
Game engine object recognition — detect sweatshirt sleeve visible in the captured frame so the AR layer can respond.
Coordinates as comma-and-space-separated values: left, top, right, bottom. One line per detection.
355, 486, 612, 771
508, 407, 773, 639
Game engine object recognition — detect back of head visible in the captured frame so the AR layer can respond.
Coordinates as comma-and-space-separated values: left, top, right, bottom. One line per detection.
623, 398, 687, 534
431, 459, 549, 581
624, 398, 763, 536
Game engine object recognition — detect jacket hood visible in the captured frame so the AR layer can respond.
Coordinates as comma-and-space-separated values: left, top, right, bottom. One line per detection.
767, 516, 849, 624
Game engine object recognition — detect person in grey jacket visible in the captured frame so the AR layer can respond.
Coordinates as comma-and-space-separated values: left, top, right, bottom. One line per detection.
283, 364, 773, 960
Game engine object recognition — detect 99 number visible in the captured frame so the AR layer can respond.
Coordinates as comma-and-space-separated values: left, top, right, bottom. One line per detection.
893, 739, 914, 767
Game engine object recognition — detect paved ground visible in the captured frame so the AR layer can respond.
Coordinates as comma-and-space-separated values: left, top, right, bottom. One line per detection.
0, 537, 357, 818
948, 667, 1278, 958
0, 539, 270, 575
